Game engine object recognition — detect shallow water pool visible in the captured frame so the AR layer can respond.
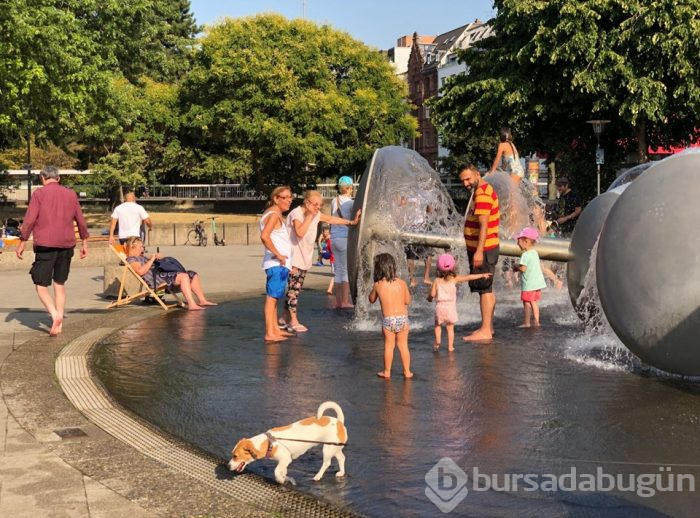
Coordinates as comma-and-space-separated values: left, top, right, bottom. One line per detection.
93, 289, 700, 517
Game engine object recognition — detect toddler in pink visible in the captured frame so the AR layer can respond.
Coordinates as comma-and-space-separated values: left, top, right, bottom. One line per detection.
428, 253, 493, 352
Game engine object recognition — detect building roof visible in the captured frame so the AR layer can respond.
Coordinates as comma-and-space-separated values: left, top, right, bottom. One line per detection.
422, 22, 491, 70
433, 24, 471, 53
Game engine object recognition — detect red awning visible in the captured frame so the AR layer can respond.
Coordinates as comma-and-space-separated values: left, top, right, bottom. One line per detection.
649, 141, 700, 155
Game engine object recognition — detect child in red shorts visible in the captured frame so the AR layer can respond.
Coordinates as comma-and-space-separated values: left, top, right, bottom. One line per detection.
513, 227, 547, 327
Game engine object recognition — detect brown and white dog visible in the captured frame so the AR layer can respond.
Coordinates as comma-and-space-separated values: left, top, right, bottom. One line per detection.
228, 401, 347, 484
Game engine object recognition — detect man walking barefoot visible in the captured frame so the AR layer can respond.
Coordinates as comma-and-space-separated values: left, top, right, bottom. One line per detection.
459, 164, 500, 341
16, 166, 89, 336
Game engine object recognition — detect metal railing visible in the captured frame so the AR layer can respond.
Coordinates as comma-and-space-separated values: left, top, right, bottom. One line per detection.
140, 182, 472, 200
3, 179, 473, 202
51, 183, 352, 200
143, 184, 267, 200
141, 184, 353, 199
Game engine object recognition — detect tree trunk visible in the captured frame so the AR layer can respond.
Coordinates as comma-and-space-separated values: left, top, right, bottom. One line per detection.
637, 120, 648, 163
253, 151, 264, 195
109, 184, 123, 210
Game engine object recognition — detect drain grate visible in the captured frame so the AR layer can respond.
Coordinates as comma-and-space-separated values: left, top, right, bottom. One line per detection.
53, 427, 88, 439
56, 328, 362, 518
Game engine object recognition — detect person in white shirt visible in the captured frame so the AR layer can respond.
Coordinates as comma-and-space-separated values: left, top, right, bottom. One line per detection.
108, 192, 152, 245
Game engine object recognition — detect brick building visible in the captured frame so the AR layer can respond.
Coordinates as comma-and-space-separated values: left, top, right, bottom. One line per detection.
406, 22, 494, 170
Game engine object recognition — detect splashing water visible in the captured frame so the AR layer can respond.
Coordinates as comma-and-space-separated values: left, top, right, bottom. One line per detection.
352, 149, 466, 325
352, 156, 552, 331
567, 237, 642, 370
349, 154, 688, 378
483, 171, 546, 238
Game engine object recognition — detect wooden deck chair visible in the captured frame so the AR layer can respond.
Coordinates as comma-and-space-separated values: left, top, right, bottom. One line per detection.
106, 244, 183, 310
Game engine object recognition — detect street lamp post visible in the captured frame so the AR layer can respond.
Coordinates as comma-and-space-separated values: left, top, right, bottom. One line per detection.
587, 119, 610, 195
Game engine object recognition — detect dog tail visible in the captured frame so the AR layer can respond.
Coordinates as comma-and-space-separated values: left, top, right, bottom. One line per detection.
317, 401, 344, 423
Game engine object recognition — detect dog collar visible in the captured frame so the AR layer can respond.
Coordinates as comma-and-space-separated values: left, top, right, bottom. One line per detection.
264, 431, 277, 458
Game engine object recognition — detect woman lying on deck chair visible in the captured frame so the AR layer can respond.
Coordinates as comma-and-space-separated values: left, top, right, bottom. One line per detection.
124, 237, 217, 310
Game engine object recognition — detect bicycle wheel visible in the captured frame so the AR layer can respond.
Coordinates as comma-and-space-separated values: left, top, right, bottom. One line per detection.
200, 235, 208, 247
186, 229, 198, 245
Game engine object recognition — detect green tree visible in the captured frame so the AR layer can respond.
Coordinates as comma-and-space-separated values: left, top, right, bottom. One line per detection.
0, 1, 110, 147
73, 0, 199, 83
0, 1, 198, 165
83, 76, 191, 199
180, 14, 416, 191
0, 139, 80, 169
431, 0, 700, 196
75, 0, 199, 192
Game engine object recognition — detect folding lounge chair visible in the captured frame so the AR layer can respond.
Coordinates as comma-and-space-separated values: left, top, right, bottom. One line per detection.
106, 244, 183, 310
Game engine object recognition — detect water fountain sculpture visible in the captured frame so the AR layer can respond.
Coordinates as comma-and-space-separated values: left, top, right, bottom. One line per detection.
348, 146, 700, 376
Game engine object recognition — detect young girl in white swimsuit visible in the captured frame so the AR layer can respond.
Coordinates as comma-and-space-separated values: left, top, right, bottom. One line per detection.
369, 253, 413, 379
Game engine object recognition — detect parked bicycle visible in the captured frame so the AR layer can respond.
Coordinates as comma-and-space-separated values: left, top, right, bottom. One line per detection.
186, 220, 207, 246
209, 217, 225, 246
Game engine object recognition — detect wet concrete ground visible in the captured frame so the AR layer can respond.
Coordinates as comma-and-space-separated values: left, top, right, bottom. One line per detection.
94, 289, 700, 517
0, 244, 332, 517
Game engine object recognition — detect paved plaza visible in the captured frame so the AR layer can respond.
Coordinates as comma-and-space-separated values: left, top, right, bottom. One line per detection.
0, 244, 332, 517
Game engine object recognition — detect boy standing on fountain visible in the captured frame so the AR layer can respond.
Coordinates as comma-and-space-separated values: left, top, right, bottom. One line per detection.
459, 164, 500, 342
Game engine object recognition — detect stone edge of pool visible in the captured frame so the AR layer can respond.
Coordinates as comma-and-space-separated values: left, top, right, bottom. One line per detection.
2, 291, 361, 518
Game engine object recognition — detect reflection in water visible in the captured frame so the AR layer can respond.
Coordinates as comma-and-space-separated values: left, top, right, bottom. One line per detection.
378, 372, 415, 460
93, 292, 700, 517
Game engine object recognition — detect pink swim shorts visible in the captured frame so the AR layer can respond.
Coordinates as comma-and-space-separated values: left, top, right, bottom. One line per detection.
521, 290, 542, 302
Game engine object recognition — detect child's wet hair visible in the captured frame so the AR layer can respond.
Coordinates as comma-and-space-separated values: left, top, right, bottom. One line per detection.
373, 253, 397, 282
437, 267, 457, 279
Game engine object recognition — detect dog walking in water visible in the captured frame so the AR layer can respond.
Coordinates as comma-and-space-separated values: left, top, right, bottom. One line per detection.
228, 401, 347, 484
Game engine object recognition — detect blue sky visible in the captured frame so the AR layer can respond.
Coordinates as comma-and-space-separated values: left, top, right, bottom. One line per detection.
189, 0, 496, 49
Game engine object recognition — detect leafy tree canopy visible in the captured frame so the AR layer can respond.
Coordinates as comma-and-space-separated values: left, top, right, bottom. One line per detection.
0, 0, 110, 146
180, 14, 417, 191
73, 0, 199, 83
0, 0, 198, 197
431, 0, 700, 196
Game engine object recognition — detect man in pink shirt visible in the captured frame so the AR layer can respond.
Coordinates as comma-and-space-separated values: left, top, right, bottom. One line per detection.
16, 166, 90, 336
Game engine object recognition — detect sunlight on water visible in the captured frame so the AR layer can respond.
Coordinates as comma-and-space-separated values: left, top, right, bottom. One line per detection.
94, 293, 700, 518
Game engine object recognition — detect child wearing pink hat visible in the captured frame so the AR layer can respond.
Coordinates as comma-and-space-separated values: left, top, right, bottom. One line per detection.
428, 253, 493, 351
513, 227, 547, 327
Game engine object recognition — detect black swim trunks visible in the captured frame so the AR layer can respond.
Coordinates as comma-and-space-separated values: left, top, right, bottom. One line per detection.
30, 246, 74, 287
467, 246, 499, 294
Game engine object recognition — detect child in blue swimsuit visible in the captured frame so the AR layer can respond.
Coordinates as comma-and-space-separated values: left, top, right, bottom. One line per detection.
369, 253, 413, 379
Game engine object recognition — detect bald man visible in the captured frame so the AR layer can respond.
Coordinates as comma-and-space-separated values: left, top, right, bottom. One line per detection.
109, 192, 152, 245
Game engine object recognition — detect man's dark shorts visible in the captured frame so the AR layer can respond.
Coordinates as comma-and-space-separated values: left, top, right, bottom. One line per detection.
30, 246, 74, 287
468, 246, 499, 294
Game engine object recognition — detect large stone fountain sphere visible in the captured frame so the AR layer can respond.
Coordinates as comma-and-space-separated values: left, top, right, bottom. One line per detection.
596, 151, 700, 375
567, 190, 621, 307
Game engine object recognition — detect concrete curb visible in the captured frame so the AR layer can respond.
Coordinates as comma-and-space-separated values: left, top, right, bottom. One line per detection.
0, 245, 339, 517
55, 325, 359, 517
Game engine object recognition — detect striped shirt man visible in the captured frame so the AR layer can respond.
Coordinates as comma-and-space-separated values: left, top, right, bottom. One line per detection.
464, 182, 500, 252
